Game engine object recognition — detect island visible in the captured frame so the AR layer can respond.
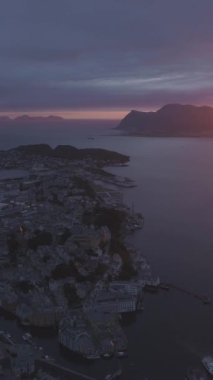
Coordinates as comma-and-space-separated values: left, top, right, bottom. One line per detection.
117, 104, 213, 137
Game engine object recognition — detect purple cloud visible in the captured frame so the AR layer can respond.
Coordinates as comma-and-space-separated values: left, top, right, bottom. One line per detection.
0, 0, 213, 113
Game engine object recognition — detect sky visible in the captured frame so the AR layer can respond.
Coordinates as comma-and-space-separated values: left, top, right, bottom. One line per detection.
1, 0, 213, 119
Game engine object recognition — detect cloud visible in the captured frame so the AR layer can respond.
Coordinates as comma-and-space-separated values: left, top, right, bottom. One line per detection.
0, 0, 213, 112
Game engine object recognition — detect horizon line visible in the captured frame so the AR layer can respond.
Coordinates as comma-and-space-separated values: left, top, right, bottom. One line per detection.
1, 103, 212, 121
0, 110, 130, 121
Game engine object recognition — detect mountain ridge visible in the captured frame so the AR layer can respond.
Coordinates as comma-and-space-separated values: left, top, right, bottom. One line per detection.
8, 144, 129, 164
0, 115, 65, 123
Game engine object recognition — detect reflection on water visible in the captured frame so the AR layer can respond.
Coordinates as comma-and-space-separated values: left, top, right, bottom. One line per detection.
107, 137, 213, 379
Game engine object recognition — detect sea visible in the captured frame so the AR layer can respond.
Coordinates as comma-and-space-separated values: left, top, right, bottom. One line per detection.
1, 121, 213, 379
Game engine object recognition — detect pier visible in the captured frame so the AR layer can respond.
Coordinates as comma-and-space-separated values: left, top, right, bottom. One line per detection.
160, 283, 211, 305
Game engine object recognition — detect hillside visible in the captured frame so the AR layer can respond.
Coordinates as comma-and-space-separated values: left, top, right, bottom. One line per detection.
10, 144, 129, 164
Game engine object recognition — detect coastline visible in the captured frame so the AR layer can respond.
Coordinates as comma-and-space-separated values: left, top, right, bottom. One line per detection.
0, 144, 157, 379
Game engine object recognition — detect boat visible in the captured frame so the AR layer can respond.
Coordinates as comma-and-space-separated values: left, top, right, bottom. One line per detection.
159, 283, 170, 291
22, 332, 32, 342
144, 284, 159, 293
115, 351, 128, 358
0, 331, 14, 345
43, 354, 55, 362
86, 353, 100, 360
186, 367, 208, 379
202, 296, 211, 305
102, 352, 113, 359
105, 368, 122, 380
202, 356, 213, 375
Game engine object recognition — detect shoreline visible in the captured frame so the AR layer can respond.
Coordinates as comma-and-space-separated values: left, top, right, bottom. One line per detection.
0, 144, 158, 379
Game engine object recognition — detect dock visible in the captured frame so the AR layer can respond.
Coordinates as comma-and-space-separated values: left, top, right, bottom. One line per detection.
161, 283, 211, 304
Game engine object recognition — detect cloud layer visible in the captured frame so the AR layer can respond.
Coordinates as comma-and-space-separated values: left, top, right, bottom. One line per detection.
1, 0, 213, 114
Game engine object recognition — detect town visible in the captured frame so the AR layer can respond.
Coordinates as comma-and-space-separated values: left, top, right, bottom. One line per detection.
0, 144, 158, 379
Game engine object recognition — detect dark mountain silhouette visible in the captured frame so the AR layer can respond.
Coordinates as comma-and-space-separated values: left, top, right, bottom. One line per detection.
0, 115, 65, 124
15, 115, 64, 123
11, 144, 129, 164
117, 104, 213, 136
14, 144, 53, 155
0, 115, 116, 128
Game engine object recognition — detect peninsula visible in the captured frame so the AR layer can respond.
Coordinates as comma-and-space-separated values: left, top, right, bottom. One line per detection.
0, 144, 158, 379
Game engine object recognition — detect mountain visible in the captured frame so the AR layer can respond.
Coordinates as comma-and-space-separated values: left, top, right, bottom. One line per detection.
14, 115, 64, 123
117, 104, 213, 136
0, 115, 65, 124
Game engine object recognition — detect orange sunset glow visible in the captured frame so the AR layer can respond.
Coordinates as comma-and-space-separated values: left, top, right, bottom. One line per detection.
0, 110, 129, 120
